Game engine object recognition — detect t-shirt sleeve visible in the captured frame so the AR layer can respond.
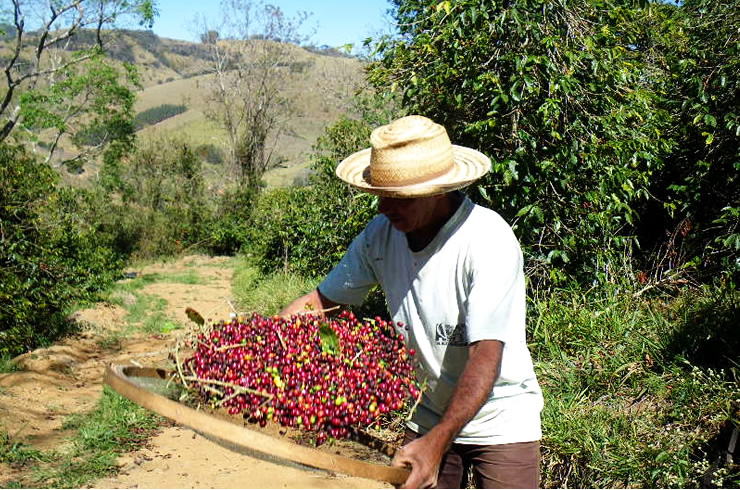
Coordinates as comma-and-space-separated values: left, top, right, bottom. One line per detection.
318, 225, 379, 306
464, 219, 527, 345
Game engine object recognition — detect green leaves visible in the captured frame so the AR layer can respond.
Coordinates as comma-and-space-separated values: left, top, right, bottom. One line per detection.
0, 144, 123, 357
369, 0, 738, 287
318, 322, 340, 355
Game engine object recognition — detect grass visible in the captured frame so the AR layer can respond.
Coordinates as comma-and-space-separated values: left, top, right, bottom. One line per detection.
0, 355, 20, 374
100, 269, 206, 335
532, 285, 740, 488
231, 255, 320, 316
0, 431, 48, 466
6, 252, 737, 488
18, 387, 164, 488
223, 257, 740, 487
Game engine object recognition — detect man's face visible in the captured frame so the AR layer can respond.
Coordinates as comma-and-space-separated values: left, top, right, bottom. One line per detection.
377, 195, 440, 233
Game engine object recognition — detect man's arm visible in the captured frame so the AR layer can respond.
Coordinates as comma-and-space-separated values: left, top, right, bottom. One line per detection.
392, 339, 503, 488
278, 288, 341, 318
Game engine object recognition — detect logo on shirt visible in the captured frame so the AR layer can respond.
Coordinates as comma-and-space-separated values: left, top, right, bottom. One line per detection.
435, 323, 466, 346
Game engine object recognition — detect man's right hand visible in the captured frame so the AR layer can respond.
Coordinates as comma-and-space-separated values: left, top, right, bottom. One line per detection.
391, 429, 449, 488
277, 288, 340, 318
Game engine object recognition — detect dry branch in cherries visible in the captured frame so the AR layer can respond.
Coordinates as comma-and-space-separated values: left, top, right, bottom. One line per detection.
182, 311, 420, 445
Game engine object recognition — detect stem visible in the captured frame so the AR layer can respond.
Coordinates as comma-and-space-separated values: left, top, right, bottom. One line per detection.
182, 375, 274, 400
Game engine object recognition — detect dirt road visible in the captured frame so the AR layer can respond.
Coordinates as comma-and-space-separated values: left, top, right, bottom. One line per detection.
0, 255, 393, 489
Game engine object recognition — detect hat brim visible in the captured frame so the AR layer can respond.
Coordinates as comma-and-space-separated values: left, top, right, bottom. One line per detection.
335, 145, 491, 198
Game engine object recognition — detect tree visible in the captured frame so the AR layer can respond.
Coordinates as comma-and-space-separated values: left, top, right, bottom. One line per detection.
0, 0, 157, 164
195, 0, 310, 191
641, 0, 739, 283
369, 0, 673, 287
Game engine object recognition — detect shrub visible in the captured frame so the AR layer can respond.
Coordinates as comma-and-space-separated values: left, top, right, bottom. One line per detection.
207, 185, 257, 256
195, 143, 225, 165
101, 136, 212, 259
0, 144, 123, 356
245, 116, 380, 279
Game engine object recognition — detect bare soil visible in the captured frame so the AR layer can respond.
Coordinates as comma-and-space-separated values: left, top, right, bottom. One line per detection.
0, 255, 394, 489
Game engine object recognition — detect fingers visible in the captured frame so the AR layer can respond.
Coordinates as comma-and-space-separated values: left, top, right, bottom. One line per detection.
391, 447, 436, 489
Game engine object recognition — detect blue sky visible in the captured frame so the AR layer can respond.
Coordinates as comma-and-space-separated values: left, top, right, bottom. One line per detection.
149, 0, 395, 48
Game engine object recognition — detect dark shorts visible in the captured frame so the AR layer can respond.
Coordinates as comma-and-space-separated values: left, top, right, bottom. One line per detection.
403, 429, 540, 489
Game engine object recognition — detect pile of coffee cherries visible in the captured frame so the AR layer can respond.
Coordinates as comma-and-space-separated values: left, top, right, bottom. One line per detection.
183, 310, 420, 445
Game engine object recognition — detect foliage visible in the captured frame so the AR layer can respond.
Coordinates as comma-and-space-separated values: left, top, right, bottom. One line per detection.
369, 0, 677, 288
207, 185, 258, 255
638, 0, 740, 284
195, 143, 225, 165
19, 53, 139, 168
0, 144, 123, 357
246, 117, 378, 279
532, 286, 740, 488
101, 136, 212, 259
0, 0, 157, 147
133, 103, 187, 130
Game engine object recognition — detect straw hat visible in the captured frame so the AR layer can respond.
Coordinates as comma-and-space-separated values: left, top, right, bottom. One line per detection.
335, 115, 491, 198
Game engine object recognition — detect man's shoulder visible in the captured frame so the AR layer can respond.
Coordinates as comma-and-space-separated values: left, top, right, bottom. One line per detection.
464, 201, 513, 233
359, 214, 400, 249
363, 214, 392, 237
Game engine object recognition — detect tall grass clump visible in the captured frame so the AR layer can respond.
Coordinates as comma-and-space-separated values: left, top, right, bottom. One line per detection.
532, 285, 739, 488
231, 256, 319, 316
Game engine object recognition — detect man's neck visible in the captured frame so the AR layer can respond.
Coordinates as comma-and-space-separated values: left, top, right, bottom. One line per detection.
406, 192, 464, 252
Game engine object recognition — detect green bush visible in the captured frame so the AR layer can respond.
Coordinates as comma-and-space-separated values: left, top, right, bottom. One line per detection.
0, 144, 123, 357
245, 116, 380, 279
195, 143, 225, 165
207, 185, 257, 255
367, 0, 738, 289
101, 136, 213, 259
638, 0, 740, 286
370, 0, 671, 287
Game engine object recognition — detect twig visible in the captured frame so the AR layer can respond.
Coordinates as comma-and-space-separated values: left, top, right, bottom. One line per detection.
182, 375, 274, 400
174, 342, 189, 389
215, 342, 247, 352
406, 380, 426, 422
307, 305, 340, 316
350, 349, 363, 365
227, 300, 239, 315
275, 329, 287, 351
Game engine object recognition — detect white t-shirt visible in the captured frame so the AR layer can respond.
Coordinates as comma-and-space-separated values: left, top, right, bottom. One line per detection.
319, 195, 543, 445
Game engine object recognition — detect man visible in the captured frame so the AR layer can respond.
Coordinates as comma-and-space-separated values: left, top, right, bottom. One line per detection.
279, 115, 543, 489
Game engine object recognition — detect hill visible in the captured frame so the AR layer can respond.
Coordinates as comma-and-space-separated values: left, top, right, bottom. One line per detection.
1, 28, 367, 188
124, 32, 366, 188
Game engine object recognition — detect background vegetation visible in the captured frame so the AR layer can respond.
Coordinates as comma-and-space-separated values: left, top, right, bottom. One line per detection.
1, 0, 737, 487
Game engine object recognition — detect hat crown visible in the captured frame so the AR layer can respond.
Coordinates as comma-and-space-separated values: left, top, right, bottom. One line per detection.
369, 116, 454, 187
